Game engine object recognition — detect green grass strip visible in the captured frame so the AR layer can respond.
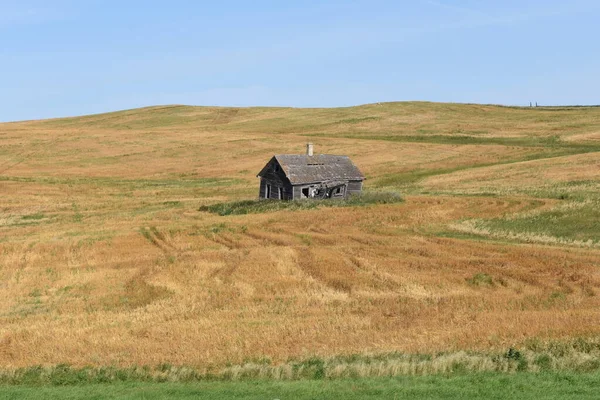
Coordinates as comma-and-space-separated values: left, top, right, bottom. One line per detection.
2, 373, 600, 399
198, 192, 403, 216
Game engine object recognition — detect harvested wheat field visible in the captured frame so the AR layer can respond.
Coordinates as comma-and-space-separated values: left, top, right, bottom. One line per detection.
0, 102, 599, 369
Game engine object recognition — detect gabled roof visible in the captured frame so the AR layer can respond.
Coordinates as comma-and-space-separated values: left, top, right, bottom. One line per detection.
259, 154, 365, 185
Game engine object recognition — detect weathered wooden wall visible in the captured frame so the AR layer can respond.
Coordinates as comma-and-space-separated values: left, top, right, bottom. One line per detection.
259, 179, 293, 200
290, 181, 360, 200
258, 159, 293, 200
347, 180, 363, 196
292, 185, 304, 200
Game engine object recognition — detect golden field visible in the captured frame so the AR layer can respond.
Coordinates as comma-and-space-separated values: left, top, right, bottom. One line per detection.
0, 102, 599, 368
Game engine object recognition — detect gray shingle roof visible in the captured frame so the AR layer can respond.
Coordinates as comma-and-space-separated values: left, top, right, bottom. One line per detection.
265, 154, 365, 185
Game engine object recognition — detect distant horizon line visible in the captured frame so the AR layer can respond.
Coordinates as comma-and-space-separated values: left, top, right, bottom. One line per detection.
3, 101, 600, 124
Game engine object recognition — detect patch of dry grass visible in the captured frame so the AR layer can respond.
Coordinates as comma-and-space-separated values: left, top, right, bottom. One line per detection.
421, 152, 600, 197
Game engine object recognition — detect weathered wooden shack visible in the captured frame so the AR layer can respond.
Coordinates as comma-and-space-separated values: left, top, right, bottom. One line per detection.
257, 144, 365, 200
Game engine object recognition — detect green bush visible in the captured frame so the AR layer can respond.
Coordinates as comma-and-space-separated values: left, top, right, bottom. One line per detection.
198, 192, 403, 216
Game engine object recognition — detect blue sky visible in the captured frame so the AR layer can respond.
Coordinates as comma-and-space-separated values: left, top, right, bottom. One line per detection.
1, 0, 599, 121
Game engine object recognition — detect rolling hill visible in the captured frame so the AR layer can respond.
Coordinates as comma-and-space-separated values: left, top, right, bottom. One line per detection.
0, 102, 599, 371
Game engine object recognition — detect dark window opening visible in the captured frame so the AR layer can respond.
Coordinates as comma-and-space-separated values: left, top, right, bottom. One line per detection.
278, 187, 283, 199
301, 188, 309, 198
273, 163, 280, 172
335, 187, 342, 195
266, 184, 271, 198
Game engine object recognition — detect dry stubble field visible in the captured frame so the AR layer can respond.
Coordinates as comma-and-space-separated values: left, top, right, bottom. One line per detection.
0, 102, 599, 369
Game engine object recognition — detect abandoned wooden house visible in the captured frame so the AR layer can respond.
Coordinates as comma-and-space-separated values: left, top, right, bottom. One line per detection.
257, 143, 365, 200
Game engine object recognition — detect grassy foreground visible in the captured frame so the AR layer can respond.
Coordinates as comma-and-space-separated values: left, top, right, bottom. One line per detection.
2, 342, 600, 385
2, 373, 600, 399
